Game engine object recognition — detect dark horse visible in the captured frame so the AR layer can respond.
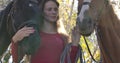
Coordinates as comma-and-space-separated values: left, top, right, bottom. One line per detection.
0, 0, 43, 62
77, 0, 120, 63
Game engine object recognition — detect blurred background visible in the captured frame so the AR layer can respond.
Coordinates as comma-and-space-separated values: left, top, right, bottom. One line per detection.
0, 0, 120, 63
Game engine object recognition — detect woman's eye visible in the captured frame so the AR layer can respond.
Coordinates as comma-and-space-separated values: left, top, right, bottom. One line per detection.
54, 8, 58, 11
48, 8, 52, 11
47, 7, 58, 12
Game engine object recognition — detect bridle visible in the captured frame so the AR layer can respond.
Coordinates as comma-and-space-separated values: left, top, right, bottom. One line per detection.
77, 0, 98, 62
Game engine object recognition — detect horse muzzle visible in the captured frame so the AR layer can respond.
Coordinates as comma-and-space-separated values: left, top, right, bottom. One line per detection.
77, 15, 95, 36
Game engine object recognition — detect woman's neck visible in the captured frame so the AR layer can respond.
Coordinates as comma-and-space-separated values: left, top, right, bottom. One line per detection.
41, 20, 57, 34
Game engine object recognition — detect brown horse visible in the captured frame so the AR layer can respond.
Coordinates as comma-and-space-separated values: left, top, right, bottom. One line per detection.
77, 0, 120, 63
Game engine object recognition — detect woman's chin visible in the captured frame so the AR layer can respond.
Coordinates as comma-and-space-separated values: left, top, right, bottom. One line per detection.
50, 19, 57, 22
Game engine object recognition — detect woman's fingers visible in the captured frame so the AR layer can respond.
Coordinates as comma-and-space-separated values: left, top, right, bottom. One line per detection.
23, 29, 35, 37
20, 26, 34, 31
72, 25, 80, 36
20, 26, 35, 37
12, 26, 35, 43
71, 25, 81, 46
18, 27, 34, 37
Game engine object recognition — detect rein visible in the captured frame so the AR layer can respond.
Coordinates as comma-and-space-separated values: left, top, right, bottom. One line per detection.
60, 43, 83, 63
83, 36, 97, 62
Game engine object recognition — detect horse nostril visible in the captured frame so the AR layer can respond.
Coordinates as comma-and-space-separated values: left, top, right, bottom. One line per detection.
77, 16, 95, 36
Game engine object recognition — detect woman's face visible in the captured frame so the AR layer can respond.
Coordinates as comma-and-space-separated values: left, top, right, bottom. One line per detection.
43, 1, 59, 22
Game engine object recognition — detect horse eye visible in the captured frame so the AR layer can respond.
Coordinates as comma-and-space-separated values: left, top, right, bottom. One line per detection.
28, 0, 38, 7
29, 3, 33, 7
47, 8, 52, 11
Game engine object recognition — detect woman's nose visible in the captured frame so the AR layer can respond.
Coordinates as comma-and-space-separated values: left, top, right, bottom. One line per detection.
51, 9, 57, 14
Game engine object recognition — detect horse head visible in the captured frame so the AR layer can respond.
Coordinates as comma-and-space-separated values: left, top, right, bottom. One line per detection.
77, 0, 109, 36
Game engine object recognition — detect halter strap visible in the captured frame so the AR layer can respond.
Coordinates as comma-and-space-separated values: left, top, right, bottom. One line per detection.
83, 2, 90, 5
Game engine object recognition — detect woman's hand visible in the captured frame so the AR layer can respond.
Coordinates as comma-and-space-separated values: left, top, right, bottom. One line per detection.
71, 25, 81, 46
12, 26, 35, 43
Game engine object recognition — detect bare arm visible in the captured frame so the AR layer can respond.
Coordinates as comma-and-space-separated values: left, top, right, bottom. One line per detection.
11, 26, 35, 63
12, 26, 35, 43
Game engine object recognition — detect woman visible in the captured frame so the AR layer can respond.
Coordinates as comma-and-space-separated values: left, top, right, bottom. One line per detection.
11, 0, 81, 63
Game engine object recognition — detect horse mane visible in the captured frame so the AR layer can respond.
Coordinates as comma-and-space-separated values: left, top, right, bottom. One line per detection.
98, 1, 120, 37
107, 3, 120, 37
101, 4, 120, 25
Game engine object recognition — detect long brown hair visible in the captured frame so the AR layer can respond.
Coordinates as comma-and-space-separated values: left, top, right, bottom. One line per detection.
38, 0, 70, 44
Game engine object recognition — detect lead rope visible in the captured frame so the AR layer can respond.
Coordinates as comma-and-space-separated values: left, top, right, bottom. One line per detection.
83, 36, 98, 62
75, 44, 83, 63
60, 43, 71, 63
60, 43, 83, 63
